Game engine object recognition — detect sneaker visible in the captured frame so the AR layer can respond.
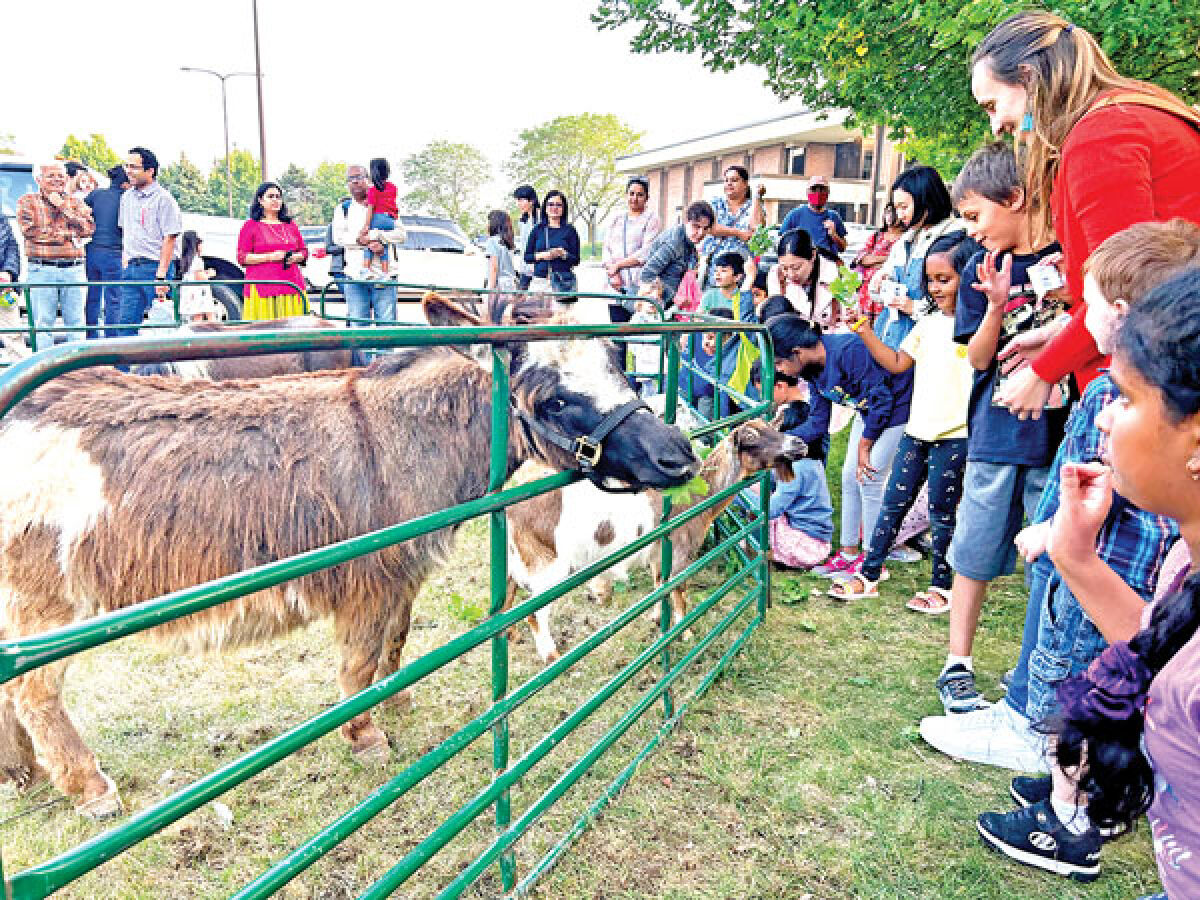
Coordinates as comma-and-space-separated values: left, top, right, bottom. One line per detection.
813, 552, 863, 578
1010, 774, 1052, 808
920, 699, 1049, 773
886, 545, 922, 563
977, 799, 1101, 881
936, 663, 991, 714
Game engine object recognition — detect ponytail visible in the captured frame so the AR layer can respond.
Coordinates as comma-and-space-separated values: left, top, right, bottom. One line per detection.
1050, 574, 1200, 829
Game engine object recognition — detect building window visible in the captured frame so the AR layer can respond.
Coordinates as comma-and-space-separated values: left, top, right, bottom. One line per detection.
834, 142, 863, 180
860, 150, 875, 181
787, 146, 806, 176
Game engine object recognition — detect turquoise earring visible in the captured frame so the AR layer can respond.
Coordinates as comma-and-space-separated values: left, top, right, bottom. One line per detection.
1021, 112, 1034, 132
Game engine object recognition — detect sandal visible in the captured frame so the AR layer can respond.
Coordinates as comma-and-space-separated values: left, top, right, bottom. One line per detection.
906, 586, 951, 615
827, 574, 879, 601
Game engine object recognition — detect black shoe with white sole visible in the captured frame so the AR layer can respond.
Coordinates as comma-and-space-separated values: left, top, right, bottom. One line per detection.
977, 799, 1101, 882
1010, 774, 1053, 808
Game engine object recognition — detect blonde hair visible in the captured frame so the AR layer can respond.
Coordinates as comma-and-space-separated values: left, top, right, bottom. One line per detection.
972, 12, 1188, 247
1085, 219, 1200, 306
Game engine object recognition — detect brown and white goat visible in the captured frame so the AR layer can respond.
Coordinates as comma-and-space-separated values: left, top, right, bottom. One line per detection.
0, 292, 697, 818
506, 419, 806, 661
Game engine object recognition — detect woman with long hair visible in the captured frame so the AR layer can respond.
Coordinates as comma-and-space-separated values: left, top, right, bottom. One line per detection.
970, 11, 1200, 418
766, 228, 838, 327
236, 182, 308, 319
512, 185, 540, 290
854, 202, 905, 322
484, 209, 517, 292
523, 189, 581, 295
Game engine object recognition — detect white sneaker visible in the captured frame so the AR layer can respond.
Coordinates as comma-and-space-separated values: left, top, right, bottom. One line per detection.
919, 699, 1050, 773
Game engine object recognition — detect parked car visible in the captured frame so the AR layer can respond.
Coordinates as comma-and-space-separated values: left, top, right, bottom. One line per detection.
303, 214, 487, 300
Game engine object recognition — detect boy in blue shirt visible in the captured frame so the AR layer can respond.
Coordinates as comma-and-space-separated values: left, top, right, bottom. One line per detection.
936, 143, 1068, 713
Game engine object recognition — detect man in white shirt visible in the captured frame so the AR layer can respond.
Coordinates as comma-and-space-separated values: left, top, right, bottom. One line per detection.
331, 164, 404, 326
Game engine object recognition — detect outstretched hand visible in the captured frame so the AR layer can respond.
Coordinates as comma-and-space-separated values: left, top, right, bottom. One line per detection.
1047, 461, 1114, 572
973, 250, 1013, 310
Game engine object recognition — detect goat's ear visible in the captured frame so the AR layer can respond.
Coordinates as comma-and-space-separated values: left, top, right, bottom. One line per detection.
423, 291, 483, 328
768, 405, 788, 430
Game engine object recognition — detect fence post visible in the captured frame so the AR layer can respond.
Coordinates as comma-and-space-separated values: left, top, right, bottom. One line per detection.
658, 337, 681, 720
487, 346, 517, 891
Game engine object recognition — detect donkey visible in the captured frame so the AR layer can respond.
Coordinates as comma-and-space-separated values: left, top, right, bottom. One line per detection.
0, 292, 697, 818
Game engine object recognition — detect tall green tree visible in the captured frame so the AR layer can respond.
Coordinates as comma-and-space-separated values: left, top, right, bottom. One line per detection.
592, 0, 1200, 169
505, 113, 641, 246
59, 133, 123, 172
159, 154, 215, 215
278, 162, 321, 224
401, 140, 491, 235
309, 161, 349, 224
206, 149, 262, 218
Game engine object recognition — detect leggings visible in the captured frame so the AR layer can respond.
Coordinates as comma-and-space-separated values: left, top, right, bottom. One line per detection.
861, 434, 968, 589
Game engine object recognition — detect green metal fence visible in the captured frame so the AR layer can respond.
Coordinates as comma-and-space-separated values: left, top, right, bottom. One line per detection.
0, 300, 775, 898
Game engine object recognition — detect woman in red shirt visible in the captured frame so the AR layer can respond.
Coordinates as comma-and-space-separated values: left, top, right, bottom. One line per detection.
236, 182, 308, 320
969, 12, 1200, 418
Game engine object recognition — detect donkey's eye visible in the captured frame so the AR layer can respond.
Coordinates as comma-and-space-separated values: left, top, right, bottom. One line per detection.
544, 397, 567, 414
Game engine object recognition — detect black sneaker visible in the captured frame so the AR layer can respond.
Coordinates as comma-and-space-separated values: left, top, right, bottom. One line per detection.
937, 664, 990, 714
1010, 775, 1052, 808
977, 799, 1101, 881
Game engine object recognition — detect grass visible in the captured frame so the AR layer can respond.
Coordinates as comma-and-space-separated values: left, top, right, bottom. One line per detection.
0, 430, 1160, 899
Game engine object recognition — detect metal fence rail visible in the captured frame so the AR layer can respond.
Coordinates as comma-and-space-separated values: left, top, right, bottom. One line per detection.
0, 298, 776, 898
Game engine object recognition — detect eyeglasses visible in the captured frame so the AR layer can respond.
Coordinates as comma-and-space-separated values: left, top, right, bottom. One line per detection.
125, 164, 144, 171
546, 201, 564, 208
263, 193, 282, 199
346, 174, 367, 182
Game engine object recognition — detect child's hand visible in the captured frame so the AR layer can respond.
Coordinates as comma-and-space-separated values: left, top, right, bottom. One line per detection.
973, 250, 1013, 311
1014, 521, 1051, 563
1047, 462, 1113, 571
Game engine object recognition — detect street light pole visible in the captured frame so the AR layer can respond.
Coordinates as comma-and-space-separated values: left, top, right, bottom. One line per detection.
181, 67, 255, 217
252, 0, 268, 181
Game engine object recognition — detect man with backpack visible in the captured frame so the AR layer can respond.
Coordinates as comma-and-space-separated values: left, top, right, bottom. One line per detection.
330, 164, 402, 326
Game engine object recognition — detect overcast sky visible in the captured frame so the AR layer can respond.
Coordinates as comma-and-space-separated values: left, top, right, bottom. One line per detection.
8, 0, 796, 205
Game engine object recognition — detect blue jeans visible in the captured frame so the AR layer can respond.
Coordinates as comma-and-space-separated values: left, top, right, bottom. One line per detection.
338, 277, 398, 326
118, 258, 163, 338
85, 245, 123, 339
840, 415, 906, 549
27, 261, 86, 352
1005, 555, 1053, 718
862, 434, 967, 589
364, 213, 395, 267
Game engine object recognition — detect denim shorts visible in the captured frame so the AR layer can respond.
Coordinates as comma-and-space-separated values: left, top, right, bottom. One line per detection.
947, 460, 1048, 581
1025, 571, 1110, 722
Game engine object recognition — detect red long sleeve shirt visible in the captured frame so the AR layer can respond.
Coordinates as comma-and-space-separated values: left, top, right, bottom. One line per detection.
1032, 93, 1200, 389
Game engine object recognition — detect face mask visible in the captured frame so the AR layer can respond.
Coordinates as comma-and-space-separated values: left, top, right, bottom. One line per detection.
807, 191, 825, 206
1021, 112, 1034, 133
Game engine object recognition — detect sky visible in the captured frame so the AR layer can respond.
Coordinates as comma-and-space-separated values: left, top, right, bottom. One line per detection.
8, 0, 798, 206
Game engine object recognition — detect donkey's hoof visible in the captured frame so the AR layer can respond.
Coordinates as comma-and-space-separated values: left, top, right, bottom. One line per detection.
383, 688, 413, 714
76, 773, 123, 820
351, 730, 391, 766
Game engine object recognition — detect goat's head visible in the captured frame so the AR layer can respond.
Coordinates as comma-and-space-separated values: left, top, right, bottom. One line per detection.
728, 418, 808, 482
423, 292, 698, 490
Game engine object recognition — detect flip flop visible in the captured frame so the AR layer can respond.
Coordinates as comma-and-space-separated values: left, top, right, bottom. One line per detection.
827, 574, 879, 601
906, 587, 951, 615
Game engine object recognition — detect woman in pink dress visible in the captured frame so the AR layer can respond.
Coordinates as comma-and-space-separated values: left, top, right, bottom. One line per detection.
236, 182, 308, 320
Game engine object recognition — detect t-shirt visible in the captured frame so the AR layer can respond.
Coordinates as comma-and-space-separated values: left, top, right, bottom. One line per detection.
954, 245, 1068, 466
1143, 585, 1200, 899
483, 235, 516, 281
367, 182, 398, 217
780, 205, 847, 257
700, 286, 746, 313
898, 311, 972, 441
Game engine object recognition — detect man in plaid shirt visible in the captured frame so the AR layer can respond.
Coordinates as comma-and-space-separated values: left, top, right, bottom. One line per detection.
16, 161, 95, 351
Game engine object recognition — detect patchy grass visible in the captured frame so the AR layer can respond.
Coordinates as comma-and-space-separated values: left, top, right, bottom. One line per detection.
0, 430, 1161, 899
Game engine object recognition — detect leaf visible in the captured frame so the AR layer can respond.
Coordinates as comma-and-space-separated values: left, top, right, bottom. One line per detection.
662, 475, 710, 505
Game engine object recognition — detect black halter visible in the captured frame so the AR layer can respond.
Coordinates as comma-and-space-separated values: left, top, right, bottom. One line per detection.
511, 396, 651, 493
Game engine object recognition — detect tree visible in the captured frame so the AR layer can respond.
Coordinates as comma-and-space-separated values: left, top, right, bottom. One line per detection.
160, 154, 216, 215
310, 161, 349, 225
206, 149, 262, 219
278, 162, 321, 225
401, 140, 491, 235
592, 0, 1200, 170
0, 134, 16, 157
59, 134, 123, 172
505, 114, 642, 247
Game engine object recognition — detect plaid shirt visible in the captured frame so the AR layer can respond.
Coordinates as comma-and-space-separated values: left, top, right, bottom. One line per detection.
1034, 375, 1178, 600
16, 191, 94, 262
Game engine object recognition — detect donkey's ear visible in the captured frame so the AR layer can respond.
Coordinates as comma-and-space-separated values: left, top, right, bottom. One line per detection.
423, 291, 483, 328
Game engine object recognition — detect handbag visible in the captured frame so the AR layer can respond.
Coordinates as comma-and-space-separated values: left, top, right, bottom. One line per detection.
542, 225, 577, 293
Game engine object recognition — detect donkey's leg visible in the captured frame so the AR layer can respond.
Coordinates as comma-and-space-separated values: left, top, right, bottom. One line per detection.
373, 592, 416, 714
11, 660, 121, 818
0, 686, 46, 792
333, 599, 394, 763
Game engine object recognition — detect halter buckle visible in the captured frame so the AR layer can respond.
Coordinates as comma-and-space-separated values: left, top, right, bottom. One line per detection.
573, 436, 602, 467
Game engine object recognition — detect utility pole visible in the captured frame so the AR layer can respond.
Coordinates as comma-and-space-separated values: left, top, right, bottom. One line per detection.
252, 0, 268, 181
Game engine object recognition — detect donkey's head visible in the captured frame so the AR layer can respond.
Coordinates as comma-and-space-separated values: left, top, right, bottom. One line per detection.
424, 292, 697, 490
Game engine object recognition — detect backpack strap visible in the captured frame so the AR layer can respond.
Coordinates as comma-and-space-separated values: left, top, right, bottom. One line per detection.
1086, 92, 1200, 133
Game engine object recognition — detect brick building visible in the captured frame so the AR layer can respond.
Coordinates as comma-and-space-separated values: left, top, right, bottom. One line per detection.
616, 109, 905, 228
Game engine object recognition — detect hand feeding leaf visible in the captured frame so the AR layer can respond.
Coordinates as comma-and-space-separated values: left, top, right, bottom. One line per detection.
662, 474, 710, 505
829, 264, 863, 310
747, 225, 774, 257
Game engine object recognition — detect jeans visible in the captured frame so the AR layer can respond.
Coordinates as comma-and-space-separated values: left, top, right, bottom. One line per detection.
1024, 570, 1110, 722
339, 277, 398, 328
840, 415, 906, 549
364, 213, 395, 267
861, 434, 967, 588
27, 261, 86, 352
1005, 554, 1054, 718
118, 258, 167, 338
85, 246, 123, 339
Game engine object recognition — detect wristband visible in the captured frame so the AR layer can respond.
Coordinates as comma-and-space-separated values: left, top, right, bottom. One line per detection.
849, 316, 868, 333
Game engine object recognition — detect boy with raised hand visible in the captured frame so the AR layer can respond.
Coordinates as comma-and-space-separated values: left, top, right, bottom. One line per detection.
946, 219, 1200, 883
933, 143, 1069, 714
